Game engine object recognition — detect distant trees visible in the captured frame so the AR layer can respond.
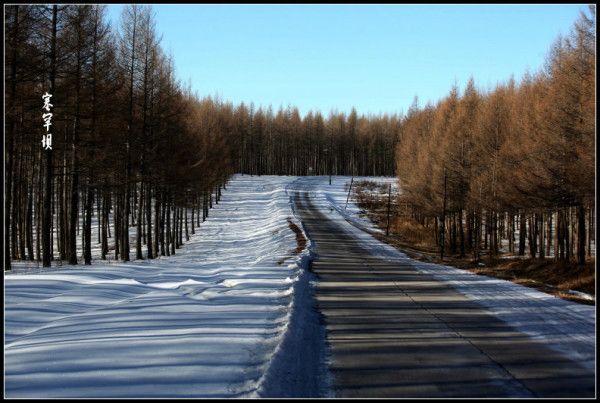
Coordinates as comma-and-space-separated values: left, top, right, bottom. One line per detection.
224, 105, 400, 177
396, 7, 595, 265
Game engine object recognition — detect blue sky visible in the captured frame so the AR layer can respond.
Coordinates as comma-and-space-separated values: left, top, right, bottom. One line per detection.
106, 4, 587, 116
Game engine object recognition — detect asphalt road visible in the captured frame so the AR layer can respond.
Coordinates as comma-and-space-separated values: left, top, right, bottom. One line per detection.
292, 184, 595, 398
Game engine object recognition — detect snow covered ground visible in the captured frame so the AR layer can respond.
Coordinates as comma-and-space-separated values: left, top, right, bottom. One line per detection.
4, 175, 327, 398
304, 175, 596, 373
319, 176, 398, 233
4, 174, 595, 397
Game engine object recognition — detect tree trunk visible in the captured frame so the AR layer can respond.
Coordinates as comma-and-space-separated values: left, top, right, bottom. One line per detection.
191, 207, 195, 235
101, 191, 108, 260
68, 157, 79, 263
538, 211, 545, 260
483, 211, 489, 251
69, 19, 84, 266
170, 204, 176, 255
97, 191, 101, 244
160, 192, 166, 256
197, 198, 201, 227
136, 183, 144, 260
466, 210, 473, 251
176, 207, 180, 247
458, 209, 465, 257
563, 208, 572, 261
185, 207, 189, 241
165, 195, 171, 256
145, 184, 152, 258
450, 212, 457, 255
577, 203, 586, 265
546, 213, 552, 257
84, 186, 93, 264
123, 8, 137, 263
528, 213, 537, 258
477, 211, 482, 260
518, 212, 526, 256
178, 207, 183, 247
115, 193, 120, 260
146, 184, 160, 259
141, 189, 146, 245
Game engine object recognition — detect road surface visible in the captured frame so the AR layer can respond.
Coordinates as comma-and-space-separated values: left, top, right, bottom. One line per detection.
292, 180, 595, 398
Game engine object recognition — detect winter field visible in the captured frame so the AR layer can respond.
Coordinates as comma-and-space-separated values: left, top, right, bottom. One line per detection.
4, 174, 596, 398
5, 176, 326, 398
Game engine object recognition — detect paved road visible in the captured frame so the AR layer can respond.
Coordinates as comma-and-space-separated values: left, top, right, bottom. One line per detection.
292, 184, 595, 398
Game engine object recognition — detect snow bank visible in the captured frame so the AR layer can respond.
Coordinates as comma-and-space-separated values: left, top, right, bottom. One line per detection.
256, 186, 332, 397
4, 175, 324, 398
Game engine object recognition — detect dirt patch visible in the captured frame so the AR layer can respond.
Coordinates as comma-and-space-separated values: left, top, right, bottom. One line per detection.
278, 217, 307, 265
287, 218, 307, 255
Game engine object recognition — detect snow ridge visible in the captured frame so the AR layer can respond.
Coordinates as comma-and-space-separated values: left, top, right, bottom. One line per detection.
4, 175, 322, 398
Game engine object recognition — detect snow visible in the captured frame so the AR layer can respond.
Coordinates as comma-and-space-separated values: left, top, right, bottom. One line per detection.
4, 174, 595, 397
565, 289, 595, 301
303, 175, 596, 373
4, 175, 327, 398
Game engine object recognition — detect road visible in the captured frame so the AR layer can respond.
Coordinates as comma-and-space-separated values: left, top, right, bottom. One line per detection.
292, 180, 595, 398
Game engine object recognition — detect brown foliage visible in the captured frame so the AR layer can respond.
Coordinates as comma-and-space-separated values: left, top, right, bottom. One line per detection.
395, 8, 595, 264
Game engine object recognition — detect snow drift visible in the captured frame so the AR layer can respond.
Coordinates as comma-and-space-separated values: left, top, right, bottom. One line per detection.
4, 175, 325, 398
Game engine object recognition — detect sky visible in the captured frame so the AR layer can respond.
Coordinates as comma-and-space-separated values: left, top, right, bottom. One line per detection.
106, 4, 587, 117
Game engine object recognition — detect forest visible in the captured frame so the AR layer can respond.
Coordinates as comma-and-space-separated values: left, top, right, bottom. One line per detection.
395, 6, 595, 266
5, 5, 235, 270
4, 5, 596, 271
4, 4, 400, 270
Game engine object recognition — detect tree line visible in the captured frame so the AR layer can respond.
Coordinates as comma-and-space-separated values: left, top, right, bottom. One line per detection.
166, 101, 402, 178
224, 105, 401, 177
396, 6, 595, 265
4, 4, 233, 270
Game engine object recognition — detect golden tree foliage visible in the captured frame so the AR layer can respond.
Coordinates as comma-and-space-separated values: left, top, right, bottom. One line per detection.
396, 7, 595, 263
